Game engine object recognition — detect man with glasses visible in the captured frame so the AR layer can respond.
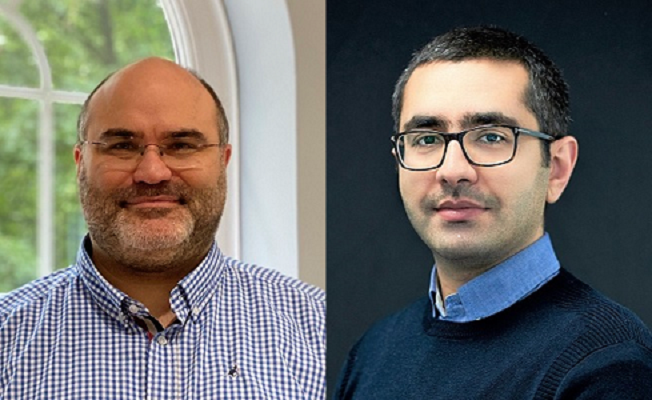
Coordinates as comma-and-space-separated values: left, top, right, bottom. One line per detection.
0, 58, 324, 399
335, 26, 652, 399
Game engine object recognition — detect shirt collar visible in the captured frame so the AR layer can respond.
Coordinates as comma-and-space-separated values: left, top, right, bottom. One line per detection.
75, 235, 226, 325
428, 233, 560, 322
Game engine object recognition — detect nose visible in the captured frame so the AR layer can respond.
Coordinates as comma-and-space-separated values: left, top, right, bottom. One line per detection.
436, 140, 478, 186
132, 145, 173, 184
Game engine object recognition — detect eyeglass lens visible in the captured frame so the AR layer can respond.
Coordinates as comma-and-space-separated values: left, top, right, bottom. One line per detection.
397, 126, 517, 169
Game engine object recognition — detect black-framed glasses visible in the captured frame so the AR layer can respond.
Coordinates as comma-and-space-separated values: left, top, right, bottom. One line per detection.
80, 137, 222, 171
391, 124, 555, 171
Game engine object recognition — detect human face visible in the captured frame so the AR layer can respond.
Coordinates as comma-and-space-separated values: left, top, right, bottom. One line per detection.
398, 59, 550, 271
74, 59, 232, 272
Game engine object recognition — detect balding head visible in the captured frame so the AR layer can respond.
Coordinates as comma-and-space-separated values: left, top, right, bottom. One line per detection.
77, 57, 229, 145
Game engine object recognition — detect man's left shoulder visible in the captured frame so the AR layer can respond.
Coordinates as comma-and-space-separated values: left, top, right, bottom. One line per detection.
556, 270, 652, 343
222, 257, 325, 306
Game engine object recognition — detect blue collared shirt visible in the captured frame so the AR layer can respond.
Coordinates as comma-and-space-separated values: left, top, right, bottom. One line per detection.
429, 233, 560, 322
0, 237, 325, 399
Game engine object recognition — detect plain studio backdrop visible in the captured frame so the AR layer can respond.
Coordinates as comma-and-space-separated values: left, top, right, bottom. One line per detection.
327, 0, 652, 394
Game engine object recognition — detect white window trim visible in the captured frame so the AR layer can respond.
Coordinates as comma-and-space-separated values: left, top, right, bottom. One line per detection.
160, 0, 242, 260
165, 0, 300, 279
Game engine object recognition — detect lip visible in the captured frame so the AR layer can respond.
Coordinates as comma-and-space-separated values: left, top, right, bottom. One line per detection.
125, 195, 181, 208
435, 199, 488, 222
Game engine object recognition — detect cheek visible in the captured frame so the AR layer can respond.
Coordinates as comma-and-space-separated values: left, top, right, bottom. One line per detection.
86, 163, 134, 189
399, 171, 435, 201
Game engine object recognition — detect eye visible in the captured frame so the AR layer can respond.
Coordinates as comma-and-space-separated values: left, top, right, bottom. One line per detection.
103, 140, 138, 151
478, 132, 505, 143
109, 142, 137, 150
165, 139, 201, 153
410, 133, 442, 147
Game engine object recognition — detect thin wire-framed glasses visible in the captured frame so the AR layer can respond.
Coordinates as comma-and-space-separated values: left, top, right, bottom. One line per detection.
391, 124, 555, 171
80, 137, 222, 171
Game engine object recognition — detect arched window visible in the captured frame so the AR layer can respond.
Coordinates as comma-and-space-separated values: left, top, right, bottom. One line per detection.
0, 0, 176, 291
0, 0, 318, 293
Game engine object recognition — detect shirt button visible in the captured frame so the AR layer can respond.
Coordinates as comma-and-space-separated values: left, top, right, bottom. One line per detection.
157, 336, 168, 346
128, 304, 140, 314
192, 307, 200, 315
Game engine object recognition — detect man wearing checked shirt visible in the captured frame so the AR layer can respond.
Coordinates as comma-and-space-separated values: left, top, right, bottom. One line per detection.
335, 26, 652, 399
0, 57, 324, 399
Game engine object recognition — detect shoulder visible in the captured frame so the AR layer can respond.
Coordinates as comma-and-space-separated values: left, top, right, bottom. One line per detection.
535, 270, 652, 397
0, 267, 78, 320
221, 256, 325, 315
549, 270, 652, 344
554, 341, 652, 399
346, 296, 429, 360
364, 296, 429, 338
222, 256, 324, 301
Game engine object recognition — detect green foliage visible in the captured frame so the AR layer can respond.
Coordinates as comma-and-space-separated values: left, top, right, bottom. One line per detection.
0, 0, 175, 291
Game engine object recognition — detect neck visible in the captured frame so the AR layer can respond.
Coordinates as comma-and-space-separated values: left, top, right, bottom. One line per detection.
435, 261, 493, 299
434, 233, 544, 299
90, 241, 207, 326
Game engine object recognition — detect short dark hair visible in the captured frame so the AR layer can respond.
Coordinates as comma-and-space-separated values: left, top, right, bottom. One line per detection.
392, 26, 570, 164
76, 67, 229, 144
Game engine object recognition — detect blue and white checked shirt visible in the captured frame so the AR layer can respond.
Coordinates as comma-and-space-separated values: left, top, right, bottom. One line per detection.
430, 233, 560, 322
0, 238, 325, 399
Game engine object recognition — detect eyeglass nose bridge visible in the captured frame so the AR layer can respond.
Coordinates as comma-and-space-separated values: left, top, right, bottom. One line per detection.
436, 131, 474, 168
138, 143, 166, 157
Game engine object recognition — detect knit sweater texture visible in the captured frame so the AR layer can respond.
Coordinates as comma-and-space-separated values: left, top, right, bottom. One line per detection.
335, 269, 652, 399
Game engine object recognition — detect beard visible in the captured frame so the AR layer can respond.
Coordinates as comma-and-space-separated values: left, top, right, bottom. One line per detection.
78, 167, 227, 272
403, 171, 547, 271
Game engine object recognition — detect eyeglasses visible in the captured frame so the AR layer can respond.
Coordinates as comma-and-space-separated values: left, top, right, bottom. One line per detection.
80, 137, 222, 171
391, 124, 555, 171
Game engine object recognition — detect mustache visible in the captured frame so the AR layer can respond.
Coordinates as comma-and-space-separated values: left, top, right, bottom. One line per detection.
113, 183, 190, 207
420, 185, 500, 210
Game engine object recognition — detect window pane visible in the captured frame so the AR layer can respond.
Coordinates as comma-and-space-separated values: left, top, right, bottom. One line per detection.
20, 0, 175, 92
0, 98, 39, 291
55, 103, 85, 271
0, 14, 39, 87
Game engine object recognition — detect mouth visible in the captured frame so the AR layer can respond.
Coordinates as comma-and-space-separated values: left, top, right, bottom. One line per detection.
434, 199, 488, 222
120, 195, 184, 209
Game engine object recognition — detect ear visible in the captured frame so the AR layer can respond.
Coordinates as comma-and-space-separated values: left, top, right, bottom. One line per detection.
546, 136, 578, 204
221, 144, 233, 167
73, 144, 83, 179
391, 148, 400, 172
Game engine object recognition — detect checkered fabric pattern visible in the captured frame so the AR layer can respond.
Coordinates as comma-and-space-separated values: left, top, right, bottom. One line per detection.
0, 238, 325, 399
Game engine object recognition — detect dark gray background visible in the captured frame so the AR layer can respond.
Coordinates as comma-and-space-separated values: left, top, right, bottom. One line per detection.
327, 0, 652, 394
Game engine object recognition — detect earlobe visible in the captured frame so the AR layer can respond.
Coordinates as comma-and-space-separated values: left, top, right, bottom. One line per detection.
546, 136, 578, 203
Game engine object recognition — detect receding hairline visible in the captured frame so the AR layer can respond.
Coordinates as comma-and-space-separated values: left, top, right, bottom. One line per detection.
77, 58, 229, 144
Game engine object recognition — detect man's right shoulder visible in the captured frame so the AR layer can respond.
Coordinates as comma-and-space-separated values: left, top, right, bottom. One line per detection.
355, 296, 430, 346
0, 267, 78, 319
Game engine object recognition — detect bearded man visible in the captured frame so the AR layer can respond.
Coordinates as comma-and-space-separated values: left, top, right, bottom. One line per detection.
0, 58, 324, 400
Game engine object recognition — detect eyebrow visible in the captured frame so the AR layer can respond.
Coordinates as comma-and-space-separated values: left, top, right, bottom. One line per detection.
460, 112, 519, 129
98, 128, 139, 141
167, 129, 209, 142
401, 112, 520, 132
402, 116, 448, 132
97, 128, 209, 142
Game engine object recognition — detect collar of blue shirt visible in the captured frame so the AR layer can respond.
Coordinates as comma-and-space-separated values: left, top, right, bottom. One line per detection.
428, 233, 560, 322
76, 235, 224, 328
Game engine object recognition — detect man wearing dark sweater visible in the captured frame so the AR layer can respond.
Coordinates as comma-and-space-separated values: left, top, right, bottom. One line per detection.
334, 26, 652, 399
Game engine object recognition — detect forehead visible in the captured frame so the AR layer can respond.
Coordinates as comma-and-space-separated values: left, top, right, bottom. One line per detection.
400, 59, 537, 131
86, 63, 218, 140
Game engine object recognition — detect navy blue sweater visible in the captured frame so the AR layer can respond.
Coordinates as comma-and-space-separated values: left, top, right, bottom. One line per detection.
335, 269, 652, 399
